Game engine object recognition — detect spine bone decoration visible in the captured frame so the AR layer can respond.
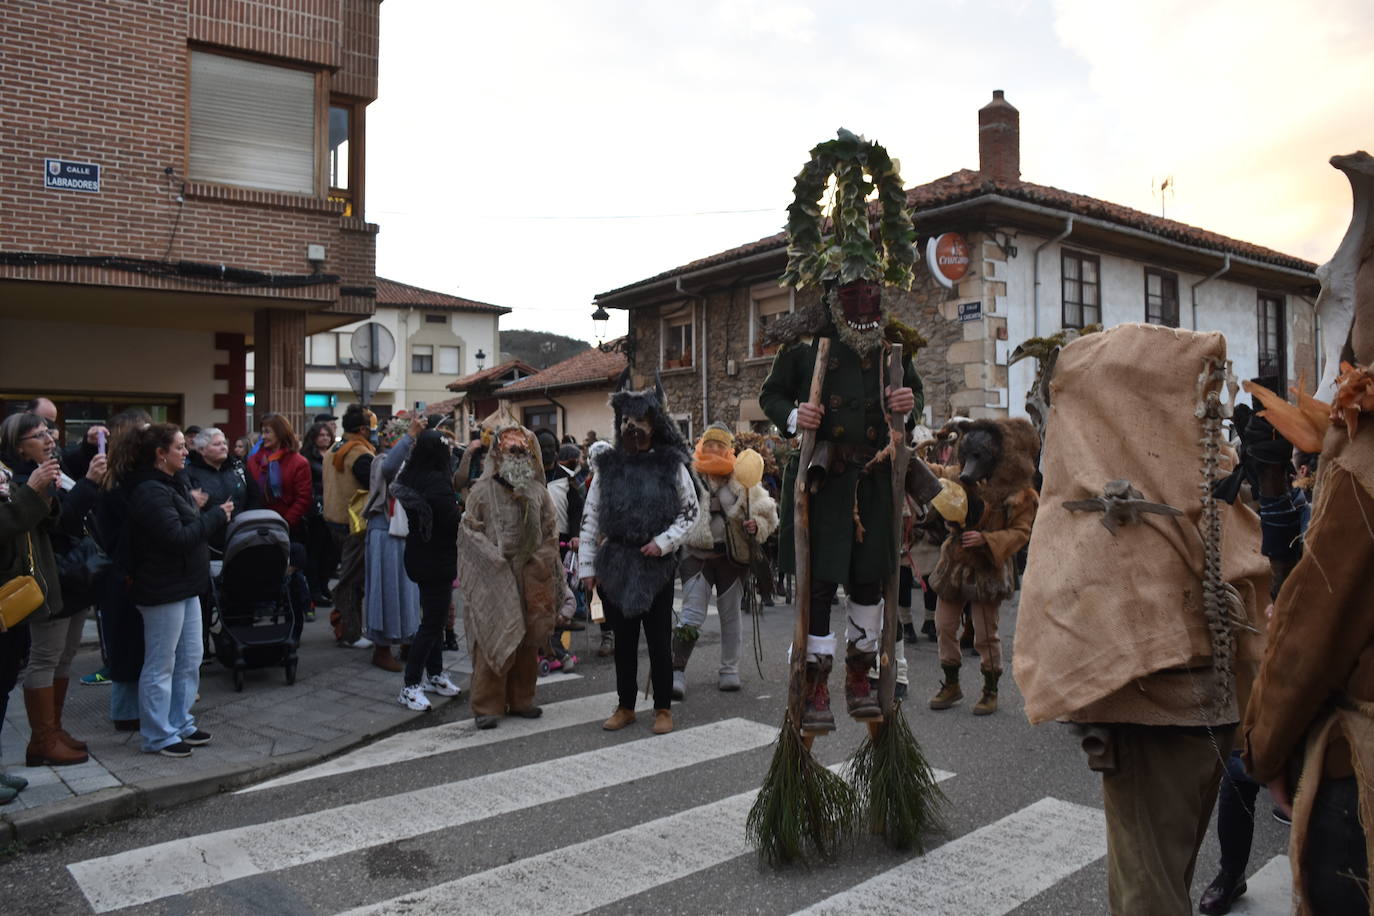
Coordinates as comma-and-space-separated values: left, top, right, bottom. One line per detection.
1195, 356, 1241, 717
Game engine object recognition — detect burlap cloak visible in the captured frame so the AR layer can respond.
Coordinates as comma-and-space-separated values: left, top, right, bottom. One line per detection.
1013, 324, 1270, 725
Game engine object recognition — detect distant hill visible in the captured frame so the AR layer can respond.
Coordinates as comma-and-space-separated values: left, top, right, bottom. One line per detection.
500, 329, 591, 369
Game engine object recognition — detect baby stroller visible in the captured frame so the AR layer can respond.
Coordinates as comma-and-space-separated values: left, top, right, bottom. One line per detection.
210, 509, 303, 691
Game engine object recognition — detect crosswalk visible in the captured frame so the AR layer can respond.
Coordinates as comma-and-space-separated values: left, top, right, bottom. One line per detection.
63, 700, 1297, 915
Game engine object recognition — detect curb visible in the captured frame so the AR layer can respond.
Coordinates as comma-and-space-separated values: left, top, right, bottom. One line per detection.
0, 693, 463, 846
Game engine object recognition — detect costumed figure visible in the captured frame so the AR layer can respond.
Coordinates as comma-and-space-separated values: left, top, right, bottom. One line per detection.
674, 423, 778, 697
925, 417, 1040, 715
321, 404, 377, 648
454, 406, 562, 729
1242, 151, 1374, 915
1013, 323, 1271, 915
578, 373, 698, 737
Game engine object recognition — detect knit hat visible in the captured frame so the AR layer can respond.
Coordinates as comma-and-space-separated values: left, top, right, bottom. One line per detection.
700, 422, 734, 449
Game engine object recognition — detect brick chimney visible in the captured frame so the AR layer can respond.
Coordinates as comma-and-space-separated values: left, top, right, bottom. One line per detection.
979, 89, 1020, 184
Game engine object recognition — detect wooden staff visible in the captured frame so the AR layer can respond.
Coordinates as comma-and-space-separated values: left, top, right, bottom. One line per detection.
877, 341, 910, 718
788, 336, 832, 729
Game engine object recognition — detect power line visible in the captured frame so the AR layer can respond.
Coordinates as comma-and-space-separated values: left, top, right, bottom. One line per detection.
372, 206, 779, 221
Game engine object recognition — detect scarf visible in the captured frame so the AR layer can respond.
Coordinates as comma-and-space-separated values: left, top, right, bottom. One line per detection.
692, 440, 736, 478
259, 449, 286, 501
331, 432, 376, 472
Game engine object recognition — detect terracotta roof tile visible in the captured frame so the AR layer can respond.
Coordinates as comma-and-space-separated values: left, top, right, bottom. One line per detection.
445, 358, 539, 392
375, 277, 512, 314
500, 343, 628, 397
595, 169, 1316, 299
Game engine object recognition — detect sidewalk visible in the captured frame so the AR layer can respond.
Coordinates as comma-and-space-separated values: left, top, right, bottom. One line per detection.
0, 603, 474, 844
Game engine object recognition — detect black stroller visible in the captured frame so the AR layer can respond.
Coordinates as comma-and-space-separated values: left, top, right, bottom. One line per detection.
210, 509, 303, 690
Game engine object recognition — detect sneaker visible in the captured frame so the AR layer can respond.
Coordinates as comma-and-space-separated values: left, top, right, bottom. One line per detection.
305, 609, 316, 622
422, 672, 462, 697
1272, 805, 1292, 826
158, 742, 194, 758
560, 654, 577, 674
182, 730, 213, 746
338, 637, 374, 649
397, 684, 432, 711
0, 786, 17, 805
80, 669, 111, 686
0, 772, 29, 792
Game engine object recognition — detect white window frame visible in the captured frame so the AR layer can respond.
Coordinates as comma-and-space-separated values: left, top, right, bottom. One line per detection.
749, 283, 795, 360
671, 413, 693, 442
438, 345, 461, 375
660, 303, 695, 371
411, 344, 434, 374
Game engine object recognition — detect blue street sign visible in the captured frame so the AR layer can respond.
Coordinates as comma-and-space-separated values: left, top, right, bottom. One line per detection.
44, 158, 101, 193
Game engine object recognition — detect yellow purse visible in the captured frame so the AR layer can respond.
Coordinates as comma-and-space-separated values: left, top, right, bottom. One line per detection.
346, 489, 369, 536
0, 532, 45, 631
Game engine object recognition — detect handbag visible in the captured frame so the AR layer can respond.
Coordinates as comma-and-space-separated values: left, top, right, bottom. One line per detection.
56, 532, 111, 617
0, 532, 45, 630
387, 496, 410, 538
346, 488, 369, 536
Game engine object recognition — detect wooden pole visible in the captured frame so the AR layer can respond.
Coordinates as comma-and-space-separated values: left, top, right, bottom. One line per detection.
878, 342, 910, 716
788, 336, 832, 728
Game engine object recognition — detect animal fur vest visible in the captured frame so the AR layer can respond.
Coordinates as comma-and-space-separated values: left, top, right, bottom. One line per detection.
594, 446, 684, 616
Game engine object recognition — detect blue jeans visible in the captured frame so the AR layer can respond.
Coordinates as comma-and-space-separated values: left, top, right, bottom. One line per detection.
137, 597, 202, 752
110, 681, 139, 722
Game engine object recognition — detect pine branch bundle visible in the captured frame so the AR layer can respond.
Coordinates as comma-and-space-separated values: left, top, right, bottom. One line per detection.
846, 705, 946, 851
746, 716, 858, 867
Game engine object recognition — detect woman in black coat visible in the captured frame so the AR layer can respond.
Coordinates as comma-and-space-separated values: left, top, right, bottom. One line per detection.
119, 423, 231, 758
391, 430, 462, 711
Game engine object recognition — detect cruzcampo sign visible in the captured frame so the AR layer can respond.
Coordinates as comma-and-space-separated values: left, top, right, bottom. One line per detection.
44, 158, 101, 193
925, 232, 971, 289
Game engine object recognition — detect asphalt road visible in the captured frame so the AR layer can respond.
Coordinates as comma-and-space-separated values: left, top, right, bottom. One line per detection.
0, 597, 1292, 915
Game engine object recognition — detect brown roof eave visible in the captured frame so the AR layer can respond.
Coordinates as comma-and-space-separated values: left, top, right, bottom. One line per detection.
499, 377, 620, 401
594, 246, 788, 309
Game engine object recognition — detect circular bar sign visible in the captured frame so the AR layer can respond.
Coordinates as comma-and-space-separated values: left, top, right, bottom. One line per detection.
925, 232, 971, 288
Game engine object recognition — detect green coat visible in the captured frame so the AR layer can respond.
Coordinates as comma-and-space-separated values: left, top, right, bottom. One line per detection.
759, 336, 923, 587
0, 471, 63, 619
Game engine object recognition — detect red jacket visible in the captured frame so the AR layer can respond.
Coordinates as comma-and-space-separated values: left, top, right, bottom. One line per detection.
246, 449, 313, 531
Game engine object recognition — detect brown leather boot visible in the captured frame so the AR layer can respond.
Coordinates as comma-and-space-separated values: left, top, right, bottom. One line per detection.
973, 669, 1001, 716
929, 665, 963, 710
799, 656, 836, 733
602, 706, 636, 731
652, 709, 673, 734
371, 645, 403, 672
24, 687, 88, 767
51, 678, 87, 751
845, 647, 881, 719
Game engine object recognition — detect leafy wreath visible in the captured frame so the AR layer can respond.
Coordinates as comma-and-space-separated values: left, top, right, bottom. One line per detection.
779, 128, 918, 291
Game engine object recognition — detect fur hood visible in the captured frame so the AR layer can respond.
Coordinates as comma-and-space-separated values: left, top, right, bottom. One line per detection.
965, 417, 1040, 509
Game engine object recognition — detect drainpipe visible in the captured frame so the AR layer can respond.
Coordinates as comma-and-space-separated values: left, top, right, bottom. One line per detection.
1189, 255, 1231, 331
1031, 218, 1073, 336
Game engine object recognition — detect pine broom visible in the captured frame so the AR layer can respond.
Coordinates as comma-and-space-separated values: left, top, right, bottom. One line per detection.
745, 337, 858, 866
845, 342, 946, 851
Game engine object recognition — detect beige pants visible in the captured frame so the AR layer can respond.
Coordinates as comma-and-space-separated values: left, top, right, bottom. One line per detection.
934, 597, 1001, 671
1102, 724, 1234, 915
24, 609, 89, 688
469, 642, 539, 717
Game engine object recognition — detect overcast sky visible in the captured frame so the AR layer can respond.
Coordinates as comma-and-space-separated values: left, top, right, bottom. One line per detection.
367, 0, 1373, 344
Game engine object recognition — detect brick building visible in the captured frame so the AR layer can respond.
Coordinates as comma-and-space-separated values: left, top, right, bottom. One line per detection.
0, 0, 382, 441
594, 92, 1320, 435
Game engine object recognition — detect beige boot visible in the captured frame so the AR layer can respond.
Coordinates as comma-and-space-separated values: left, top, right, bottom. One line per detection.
602, 706, 636, 731
973, 669, 1001, 716
652, 709, 673, 735
929, 665, 963, 710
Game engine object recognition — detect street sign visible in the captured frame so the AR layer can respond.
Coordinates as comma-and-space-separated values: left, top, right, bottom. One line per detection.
350, 322, 395, 371
44, 158, 101, 193
343, 367, 387, 406
958, 300, 983, 322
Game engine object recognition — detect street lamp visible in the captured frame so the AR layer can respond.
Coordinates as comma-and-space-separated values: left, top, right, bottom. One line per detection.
591, 303, 610, 343
475, 348, 486, 371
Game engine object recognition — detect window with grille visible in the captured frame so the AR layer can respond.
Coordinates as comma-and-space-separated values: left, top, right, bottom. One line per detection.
1257, 293, 1286, 392
412, 345, 434, 374
1145, 268, 1180, 327
189, 51, 317, 194
1061, 251, 1101, 329
661, 305, 694, 369
751, 286, 793, 358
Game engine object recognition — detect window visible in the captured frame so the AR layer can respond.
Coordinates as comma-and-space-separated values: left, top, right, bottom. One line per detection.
1145, 268, 1180, 328
190, 51, 317, 194
425, 314, 447, 324
661, 304, 694, 369
336, 332, 353, 366
1061, 250, 1101, 329
411, 345, 434, 374
751, 286, 793, 358
673, 414, 693, 441
327, 97, 366, 216
309, 333, 337, 367
523, 406, 557, 434
1257, 293, 1287, 392
439, 346, 460, 375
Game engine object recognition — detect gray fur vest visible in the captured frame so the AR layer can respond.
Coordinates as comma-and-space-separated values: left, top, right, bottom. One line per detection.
594, 446, 684, 616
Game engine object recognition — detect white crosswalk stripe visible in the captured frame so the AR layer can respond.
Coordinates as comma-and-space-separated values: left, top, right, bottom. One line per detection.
338, 765, 957, 916
66, 718, 777, 913
238, 690, 646, 794
797, 797, 1106, 915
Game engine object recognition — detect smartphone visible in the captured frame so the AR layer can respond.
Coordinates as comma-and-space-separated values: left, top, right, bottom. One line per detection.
97, 428, 107, 456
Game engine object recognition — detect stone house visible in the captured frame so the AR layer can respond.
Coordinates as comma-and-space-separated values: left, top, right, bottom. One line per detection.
592, 92, 1320, 435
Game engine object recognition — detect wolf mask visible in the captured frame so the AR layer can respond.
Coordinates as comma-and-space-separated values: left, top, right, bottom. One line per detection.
609, 369, 687, 456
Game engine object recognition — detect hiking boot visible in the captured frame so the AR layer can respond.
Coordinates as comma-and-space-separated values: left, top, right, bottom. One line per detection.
845, 650, 881, 719
372, 645, 403, 672
1199, 871, 1247, 915
929, 665, 963, 710
602, 706, 636, 731
799, 657, 836, 733
902, 623, 920, 645
972, 669, 1001, 716
596, 632, 614, 657
652, 709, 673, 734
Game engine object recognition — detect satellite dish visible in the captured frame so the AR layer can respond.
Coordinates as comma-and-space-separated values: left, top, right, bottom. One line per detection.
350, 322, 395, 371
